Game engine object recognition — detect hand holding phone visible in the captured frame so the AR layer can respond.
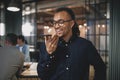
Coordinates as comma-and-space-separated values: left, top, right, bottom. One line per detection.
45, 34, 59, 54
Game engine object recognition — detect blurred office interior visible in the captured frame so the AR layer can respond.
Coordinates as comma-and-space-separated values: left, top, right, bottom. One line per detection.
0, 0, 120, 80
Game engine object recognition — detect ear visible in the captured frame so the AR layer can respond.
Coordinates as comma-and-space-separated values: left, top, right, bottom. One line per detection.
70, 20, 75, 28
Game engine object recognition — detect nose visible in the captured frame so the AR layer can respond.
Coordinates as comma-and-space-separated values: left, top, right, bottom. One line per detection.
54, 23, 60, 29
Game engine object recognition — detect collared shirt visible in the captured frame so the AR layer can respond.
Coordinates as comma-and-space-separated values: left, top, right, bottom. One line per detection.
37, 35, 106, 80
16, 44, 30, 62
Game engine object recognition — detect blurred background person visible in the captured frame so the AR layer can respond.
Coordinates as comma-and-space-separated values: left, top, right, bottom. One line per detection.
0, 33, 24, 80
16, 35, 30, 62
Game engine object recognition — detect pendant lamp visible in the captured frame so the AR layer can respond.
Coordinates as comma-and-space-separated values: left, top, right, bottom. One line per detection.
7, 0, 20, 12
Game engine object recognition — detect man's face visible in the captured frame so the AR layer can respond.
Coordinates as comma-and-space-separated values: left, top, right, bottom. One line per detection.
53, 11, 74, 38
17, 38, 21, 44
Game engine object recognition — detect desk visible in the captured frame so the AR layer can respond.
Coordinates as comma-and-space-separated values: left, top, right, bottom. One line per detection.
19, 62, 40, 80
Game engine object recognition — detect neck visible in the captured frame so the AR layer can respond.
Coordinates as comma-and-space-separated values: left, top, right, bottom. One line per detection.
62, 32, 72, 42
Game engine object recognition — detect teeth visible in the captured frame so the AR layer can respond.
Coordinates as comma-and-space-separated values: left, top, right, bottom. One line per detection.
56, 29, 63, 35
56, 29, 61, 32
56, 29, 60, 31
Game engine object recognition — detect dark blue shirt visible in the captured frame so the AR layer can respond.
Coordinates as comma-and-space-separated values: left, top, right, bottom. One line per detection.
37, 35, 106, 80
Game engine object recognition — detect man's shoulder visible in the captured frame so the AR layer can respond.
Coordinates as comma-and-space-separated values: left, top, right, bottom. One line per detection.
76, 37, 91, 44
0, 46, 19, 51
0, 47, 24, 56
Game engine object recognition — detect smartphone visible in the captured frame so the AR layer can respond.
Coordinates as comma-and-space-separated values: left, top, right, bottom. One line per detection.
39, 34, 52, 37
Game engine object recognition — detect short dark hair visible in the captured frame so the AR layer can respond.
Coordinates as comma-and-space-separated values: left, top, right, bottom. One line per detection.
17, 35, 25, 42
55, 7, 80, 36
6, 33, 17, 45
55, 7, 75, 20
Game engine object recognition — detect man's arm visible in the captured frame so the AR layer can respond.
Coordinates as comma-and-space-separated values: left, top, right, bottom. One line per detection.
37, 43, 58, 80
88, 42, 106, 80
16, 51, 24, 78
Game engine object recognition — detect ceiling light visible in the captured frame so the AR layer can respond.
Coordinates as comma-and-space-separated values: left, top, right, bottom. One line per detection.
7, 7, 20, 12
7, 0, 20, 12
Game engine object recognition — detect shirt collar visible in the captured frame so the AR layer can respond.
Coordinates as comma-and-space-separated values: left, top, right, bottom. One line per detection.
59, 35, 78, 45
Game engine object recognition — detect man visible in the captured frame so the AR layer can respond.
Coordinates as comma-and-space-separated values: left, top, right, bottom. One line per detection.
37, 7, 106, 80
0, 33, 24, 80
16, 35, 30, 62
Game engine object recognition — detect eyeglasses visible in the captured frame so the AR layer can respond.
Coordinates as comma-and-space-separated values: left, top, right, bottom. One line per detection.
51, 19, 72, 27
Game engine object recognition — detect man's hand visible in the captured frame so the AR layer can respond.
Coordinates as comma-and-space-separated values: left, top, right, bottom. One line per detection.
45, 35, 59, 54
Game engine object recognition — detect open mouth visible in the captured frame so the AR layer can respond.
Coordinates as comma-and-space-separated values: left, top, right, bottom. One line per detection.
56, 29, 63, 35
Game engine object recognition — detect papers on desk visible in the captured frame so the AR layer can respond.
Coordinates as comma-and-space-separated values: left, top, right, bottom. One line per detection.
24, 62, 33, 66
29, 62, 37, 70
21, 62, 38, 76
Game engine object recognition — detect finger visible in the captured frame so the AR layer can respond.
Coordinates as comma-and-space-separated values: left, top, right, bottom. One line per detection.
45, 35, 51, 41
51, 35, 58, 43
51, 44, 54, 47
45, 36, 47, 43
52, 35, 59, 44
45, 35, 52, 43
53, 36, 59, 46
51, 36, 59, 48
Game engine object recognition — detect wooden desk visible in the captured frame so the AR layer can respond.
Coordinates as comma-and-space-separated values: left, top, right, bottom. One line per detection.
19, 62, 40, 80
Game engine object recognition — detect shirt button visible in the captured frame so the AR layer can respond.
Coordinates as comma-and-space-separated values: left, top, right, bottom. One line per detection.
66, 67, 69, 70
46, 64, 49, 67
50, 55, 54, 59
60, 41, 62, 43
50, 56, 52, 59
65, 44, 68, 46
66, 55, 69, 58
